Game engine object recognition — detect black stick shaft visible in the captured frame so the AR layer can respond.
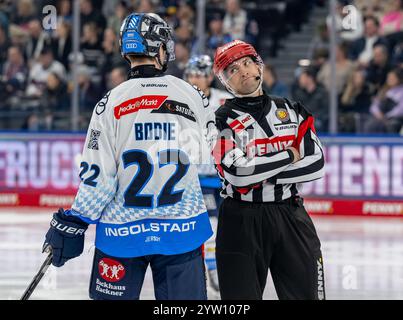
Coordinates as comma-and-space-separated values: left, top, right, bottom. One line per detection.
21, 250, 53, 300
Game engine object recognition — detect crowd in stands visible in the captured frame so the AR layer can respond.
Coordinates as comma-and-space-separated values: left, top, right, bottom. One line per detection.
291, 0, 403, 134
0, 0, 274, 130
0, 0, 401, 134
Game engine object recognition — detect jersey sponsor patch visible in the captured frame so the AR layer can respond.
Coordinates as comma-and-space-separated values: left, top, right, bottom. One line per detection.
114, 95, 168, 119
151, 100, 196, 122
245, 135, 295, 157
98, 258, 126, 282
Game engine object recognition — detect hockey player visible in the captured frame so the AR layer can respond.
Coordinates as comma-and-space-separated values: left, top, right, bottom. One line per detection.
42, 13, 213, 300
209, 40, 326, 300
183, 55, 232, 296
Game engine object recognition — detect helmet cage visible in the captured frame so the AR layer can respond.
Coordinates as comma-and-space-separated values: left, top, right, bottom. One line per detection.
119, 13, 175, 64
184, 55, 213, 79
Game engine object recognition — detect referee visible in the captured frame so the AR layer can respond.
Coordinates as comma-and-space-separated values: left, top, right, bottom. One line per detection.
209, 40, 326, 300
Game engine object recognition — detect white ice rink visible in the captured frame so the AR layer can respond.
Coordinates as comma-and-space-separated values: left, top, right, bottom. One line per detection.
2, 208, 403, 300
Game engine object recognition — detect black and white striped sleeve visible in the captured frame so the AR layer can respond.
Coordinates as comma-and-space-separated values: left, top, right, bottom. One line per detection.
270, 101, 325, 184
211, 119, 295, 187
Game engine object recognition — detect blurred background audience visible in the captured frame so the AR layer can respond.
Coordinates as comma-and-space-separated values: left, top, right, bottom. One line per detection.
0, 0, 402, 135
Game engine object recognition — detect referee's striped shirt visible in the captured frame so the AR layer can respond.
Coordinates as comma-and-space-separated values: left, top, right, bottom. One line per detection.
209, 94, 325, 202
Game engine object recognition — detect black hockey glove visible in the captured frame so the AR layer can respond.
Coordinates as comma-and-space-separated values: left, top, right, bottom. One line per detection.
43, 208, 89, 267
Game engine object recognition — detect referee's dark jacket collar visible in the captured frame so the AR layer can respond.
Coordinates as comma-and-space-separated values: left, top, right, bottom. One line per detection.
229, 90, 269, 112
127, 64, 164, 80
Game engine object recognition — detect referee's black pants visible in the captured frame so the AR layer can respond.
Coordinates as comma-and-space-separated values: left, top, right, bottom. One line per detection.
216, 196, 325, 300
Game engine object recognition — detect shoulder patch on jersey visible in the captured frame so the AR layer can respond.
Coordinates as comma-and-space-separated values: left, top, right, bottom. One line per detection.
228, 113, 256, 133
192, 85, 209, 108
95, 91, 111, 115
275, 108, 290, 122
150, 100, 196, 122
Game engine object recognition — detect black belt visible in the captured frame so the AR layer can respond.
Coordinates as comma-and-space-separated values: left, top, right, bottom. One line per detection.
227, 196, 304, 207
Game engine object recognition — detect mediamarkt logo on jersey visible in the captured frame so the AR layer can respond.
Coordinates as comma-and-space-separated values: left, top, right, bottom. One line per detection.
114, 95, 168, 119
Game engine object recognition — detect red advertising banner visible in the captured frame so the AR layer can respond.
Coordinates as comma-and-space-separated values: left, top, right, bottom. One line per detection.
0, 133, 84, 207
0, 133, 402, 216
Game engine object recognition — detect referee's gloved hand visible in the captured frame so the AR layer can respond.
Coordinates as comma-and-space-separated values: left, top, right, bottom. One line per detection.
288, 147, 301, 163
43, 208, 89, 267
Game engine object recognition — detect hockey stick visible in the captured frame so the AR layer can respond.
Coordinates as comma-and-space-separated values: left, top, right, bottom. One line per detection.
20, 246, 53, 300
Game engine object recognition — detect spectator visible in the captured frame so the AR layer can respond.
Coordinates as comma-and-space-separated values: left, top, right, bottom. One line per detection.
21, 113, 41, 131
81, 22, 105, 69
293, 67, 329, 132
340, 66, 373, 132
222, 0, 259, 46
51, 20, 72, 70
107, 67, 126, 90
308, 22, 329, 60
0, 46, 28, 104
80, 0, 106, 34
74, 64, 103, 130
25, 19, 52, 62
106, 0, 128, 36
176, 0, 195, 25
317, 42, 354, 95
262, 63, 289, 98
391, 40, 403, 65
2, 45, 27, 87
174, 21, 194, 49
26, 47, 66, 98
0, 24, 10, 70
103, 0, 127, 18
206, 14, 232, 57
101, 27, 124, 74
354, 0, 384, 21
0, 4, 9, 32
341, 66, 373, 113
365, 44, 392, 93
380, 0, 403, 36
349, 15, 389, 66
326, 0, 364, 43
166, 41, 190, 78
162, 6, 180, 30
365, 67, 403, 133
13, 0, 37, 29
40, 72, 70, 112
57, 0, 73, 24
310, 48, 329, 75
133, 0, 155, 13
76, 65, 103, 112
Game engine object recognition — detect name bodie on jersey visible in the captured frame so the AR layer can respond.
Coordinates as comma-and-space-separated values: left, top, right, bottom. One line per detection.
209, 95, 325, 202
70, 71, 213, 258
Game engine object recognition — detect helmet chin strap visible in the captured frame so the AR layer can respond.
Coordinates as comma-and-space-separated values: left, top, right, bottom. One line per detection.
227, 76, 264, 98
156, 45, 169, 72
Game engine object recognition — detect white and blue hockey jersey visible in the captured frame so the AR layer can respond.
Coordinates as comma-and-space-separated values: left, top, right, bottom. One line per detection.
69, 66, 213, 258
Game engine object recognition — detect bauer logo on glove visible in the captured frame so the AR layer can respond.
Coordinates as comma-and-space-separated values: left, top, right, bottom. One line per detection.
43, 208, 89, 267
49, 218, 86, 236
